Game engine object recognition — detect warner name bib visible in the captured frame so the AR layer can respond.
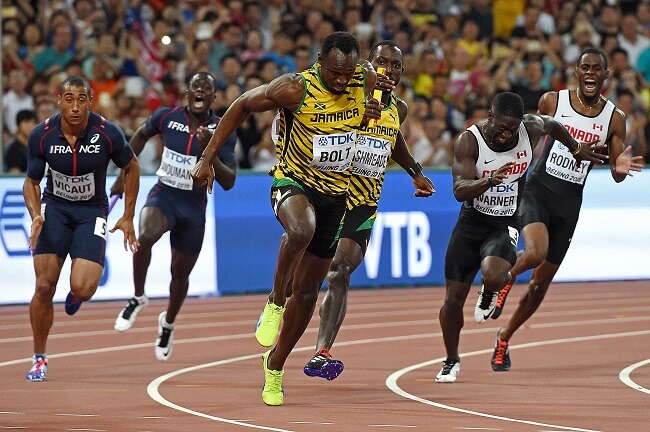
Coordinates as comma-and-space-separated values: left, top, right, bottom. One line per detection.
546, 142, 590, 185
473, 181, 520, 217
51, 169, 95, 201
311, 130, 357, 172
156, 148, 197, 190
352, 134, 391, 179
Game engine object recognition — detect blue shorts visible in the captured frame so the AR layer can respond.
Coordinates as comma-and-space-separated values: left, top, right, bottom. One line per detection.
144, 185, 206, 255
35, 199, 108, 265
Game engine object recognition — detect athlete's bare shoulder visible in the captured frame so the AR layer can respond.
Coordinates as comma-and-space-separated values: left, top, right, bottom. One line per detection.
266, 73, 306, 111
396, 97, 408, 124
537, 91, 559, 116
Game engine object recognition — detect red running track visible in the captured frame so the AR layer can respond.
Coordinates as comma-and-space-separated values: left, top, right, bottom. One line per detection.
1, 281, 649, 432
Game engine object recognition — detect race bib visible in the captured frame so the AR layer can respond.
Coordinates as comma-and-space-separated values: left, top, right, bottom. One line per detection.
51, 169, 95, 201
352, 134, 391, 179
545, 142, 590, 185
94, 217, 107, 239
473, 181, 519, 217
156, 148, 197, 190
311, 130, 357, 172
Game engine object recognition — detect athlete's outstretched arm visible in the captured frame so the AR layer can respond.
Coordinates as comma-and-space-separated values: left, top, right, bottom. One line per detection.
110, 157, 140, 253
524, 113, 607, 164
607, 110, 644, 182
391, 131, 435, 197
192, 74, 304, 192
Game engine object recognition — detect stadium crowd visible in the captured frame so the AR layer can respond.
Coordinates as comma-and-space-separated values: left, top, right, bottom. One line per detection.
2, 0, 649, 173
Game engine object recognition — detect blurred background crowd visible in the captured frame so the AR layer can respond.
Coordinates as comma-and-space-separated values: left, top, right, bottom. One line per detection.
2, 0, 649, 174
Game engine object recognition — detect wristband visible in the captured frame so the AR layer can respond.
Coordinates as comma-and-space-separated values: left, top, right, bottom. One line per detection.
406, 162, 423, 178
571, 142, 582, 155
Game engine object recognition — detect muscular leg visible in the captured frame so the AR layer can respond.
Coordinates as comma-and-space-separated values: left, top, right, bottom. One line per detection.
165, 249, 200, 324
500, 260, 560, 340
509, 222, 549, 281
480, 255, 513, 293
30, 254, 64, 353
69, 258, 104, 300
268, 252, 331, 370
439, 280, 472, 361
133, 206, 169, 296
270, 194, 315, 307
317, 238, 364, 351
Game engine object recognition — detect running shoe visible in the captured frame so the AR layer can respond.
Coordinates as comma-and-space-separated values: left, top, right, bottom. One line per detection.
155, 312, 174, 361
26, 354, 48, 382
64, 291, 82, 316
491, 283, 513, 320
435, 358, 460, 383
474, 285, 498, 323
491, 328, 511, 372
303, 348, 344, 381
261, 350, 284, 406
255, 301, 285, 347
114, 295, 149, 332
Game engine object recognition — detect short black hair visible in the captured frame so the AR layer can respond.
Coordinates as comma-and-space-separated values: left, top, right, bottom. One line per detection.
368, 40, 400, 61
492, 92, 524, 119
61, 75, 91, 94
321, 31, 360, 57
579, 48, 608, 70
16, 109, 37, 125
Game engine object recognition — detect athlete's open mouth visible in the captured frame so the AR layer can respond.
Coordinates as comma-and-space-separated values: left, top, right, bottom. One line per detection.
194, 96, 205, 109
584, 79, 597, 92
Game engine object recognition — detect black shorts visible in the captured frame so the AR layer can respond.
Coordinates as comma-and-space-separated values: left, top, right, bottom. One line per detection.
35, 199, 108, 265
270, 177, 346, 259
518, 178, 581, 265
339, 204, 377, 254
444, 210, 519, 285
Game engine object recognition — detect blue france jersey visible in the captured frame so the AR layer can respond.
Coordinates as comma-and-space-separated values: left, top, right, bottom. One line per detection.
147, 106, 236, 200
26, 113, 134, 207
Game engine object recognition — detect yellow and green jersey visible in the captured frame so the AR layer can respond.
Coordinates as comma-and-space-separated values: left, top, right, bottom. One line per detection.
347, 94, 400, 208
272, 64, 367, 196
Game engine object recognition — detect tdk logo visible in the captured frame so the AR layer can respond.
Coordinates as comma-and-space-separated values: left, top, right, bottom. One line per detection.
317, 132, 356, 147
163, 148, 193, 165
490, 184, 516, 192
167, 121, 190, 133
357, 136, 389, 150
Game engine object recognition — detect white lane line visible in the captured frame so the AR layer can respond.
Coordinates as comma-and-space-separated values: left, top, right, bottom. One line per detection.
387, 330, 650, 432
144, 329, 650, 432
454, 428, 501, 430
289, 422, 334, 425
0, 412, 23, 415
54, 414, 99, 417
619, 358, 650, 394
64, 429, 106, 431
147, 352, 293, 432
368, 424, 417, 428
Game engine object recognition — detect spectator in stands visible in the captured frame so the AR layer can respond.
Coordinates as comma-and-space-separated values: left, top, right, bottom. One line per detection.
35, 99, 59, 124
5, 110, 37, 173
3, 68, 34, 135
618, 14, 650, 68
32, 24, 75, 74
